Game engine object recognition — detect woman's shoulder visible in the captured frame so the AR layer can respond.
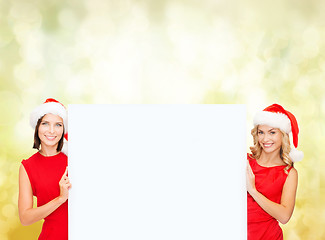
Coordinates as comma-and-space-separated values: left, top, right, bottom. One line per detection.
287, 166, 298, 176
21, 152, 42, 175
21, 152, 41, 164
284, 166, 298, 187
247, 153, 257, 168
247, 153, 256, 161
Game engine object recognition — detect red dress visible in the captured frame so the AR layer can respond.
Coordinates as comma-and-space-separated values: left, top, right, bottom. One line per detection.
247, 154, 292, 240
22, 152, 68, 240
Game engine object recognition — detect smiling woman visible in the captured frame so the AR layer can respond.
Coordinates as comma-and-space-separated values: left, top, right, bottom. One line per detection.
246, 104, 303, 240
257, 126, 283, 156
34, 114, 64, 154
18, 99, 71, 240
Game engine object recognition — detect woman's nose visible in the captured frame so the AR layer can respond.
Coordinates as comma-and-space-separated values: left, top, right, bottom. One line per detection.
263, 134, 270, 141
49, 125, 55, 133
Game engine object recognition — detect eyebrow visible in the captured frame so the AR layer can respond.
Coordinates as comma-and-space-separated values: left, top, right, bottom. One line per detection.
41, 120, 63, 124
258, 128, 276, 132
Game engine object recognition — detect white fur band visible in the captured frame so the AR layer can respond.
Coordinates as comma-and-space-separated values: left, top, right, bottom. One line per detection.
253, 111, 291, 133
30, 102, 68, 133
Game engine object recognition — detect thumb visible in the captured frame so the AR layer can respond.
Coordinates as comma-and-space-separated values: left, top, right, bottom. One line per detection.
61, 167, 68, 178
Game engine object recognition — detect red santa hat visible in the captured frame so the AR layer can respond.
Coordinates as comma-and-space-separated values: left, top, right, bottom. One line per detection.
253, 104, 303, 162
30, 98, 68, 155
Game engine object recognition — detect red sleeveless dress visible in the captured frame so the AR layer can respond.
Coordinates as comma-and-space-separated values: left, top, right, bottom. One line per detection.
247, 154, 292, 240
22, 152, 68, 240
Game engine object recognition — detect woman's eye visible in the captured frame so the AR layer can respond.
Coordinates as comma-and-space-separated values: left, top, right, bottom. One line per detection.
270, 131, 276, 134
56, 123, 62, 127
41, 122, 48, 125
258, 131, 263, 135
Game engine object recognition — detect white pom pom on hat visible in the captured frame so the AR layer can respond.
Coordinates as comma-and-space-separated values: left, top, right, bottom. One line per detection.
30, 98, 68, 156
253, 103, 303, 162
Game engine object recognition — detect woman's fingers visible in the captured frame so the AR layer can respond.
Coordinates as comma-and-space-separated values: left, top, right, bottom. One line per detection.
60, 168, 71, 184
61, 177, 70, 185
58, 167, 71, 202
60, 167, 68, 180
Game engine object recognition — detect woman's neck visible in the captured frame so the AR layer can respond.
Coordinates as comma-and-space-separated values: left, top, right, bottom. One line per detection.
258, 151, 284, 167
39, 144, 59, 157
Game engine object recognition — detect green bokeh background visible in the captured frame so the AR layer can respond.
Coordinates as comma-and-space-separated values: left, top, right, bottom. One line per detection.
1, 0, 325, 239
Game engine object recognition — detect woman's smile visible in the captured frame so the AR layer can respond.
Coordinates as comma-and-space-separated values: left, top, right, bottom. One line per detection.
262, 143, 273, 148
44, 135, 57, 141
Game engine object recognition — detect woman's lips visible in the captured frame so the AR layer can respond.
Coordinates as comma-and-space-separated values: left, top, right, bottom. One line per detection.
45, 135, 56, 141
263, 143, 273, 148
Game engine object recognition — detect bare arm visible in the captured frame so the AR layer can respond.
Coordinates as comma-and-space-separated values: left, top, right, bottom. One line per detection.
246, 161, 298, 224
18, 165, 71, 226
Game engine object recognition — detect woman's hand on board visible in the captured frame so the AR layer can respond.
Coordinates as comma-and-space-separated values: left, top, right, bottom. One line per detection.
246, 160, 256, 195
59, 167, 72, 203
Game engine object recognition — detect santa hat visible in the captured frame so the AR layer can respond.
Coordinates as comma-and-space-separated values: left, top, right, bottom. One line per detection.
253, 104, 303, 162
30, 98, 68, 156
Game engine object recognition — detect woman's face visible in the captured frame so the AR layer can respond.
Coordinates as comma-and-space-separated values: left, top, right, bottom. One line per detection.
38, 113, 64, 149
257, 125, 282, 154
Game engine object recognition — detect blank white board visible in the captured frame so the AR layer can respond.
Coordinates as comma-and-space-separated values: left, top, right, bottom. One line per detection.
68, 104, 246, 239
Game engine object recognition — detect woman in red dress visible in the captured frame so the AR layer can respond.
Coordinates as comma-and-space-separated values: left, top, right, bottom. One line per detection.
18, 98, 71, 240
246, 104, 303, 240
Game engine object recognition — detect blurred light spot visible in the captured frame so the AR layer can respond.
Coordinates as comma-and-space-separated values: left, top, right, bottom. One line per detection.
10, 3, 42, 41
66, 77, 86, 98
11, 192, 19, 205
59, 47, 78, 65
292, 77, 310, 99
321, 96, 325, 116
10, 3, 41, 23
0, 221, 9, 233
303, 27, 319, 44
130, 6, 149, 33
286, 231, 301, 240
302, 43, 319, 59
14, 114, 34, 142
302, 27, 320, 58
0, 24, 13, 48
0, 190, 7, 202
319, 59, 325, 72
282, 63, 299, 80
13, 22, 41, 43
288, 48, 304, 64
14, 63, 37, 85
58, 8, 78, 30
84, 0, 111, 13
1, 204, 15, 218
21, 34, 44, 68
0, 91, 21, 126
174, 36, 198, 66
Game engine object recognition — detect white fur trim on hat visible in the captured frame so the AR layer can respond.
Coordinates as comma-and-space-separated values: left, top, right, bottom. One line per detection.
253, 111, 291, 133
30, 102, 67, 133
